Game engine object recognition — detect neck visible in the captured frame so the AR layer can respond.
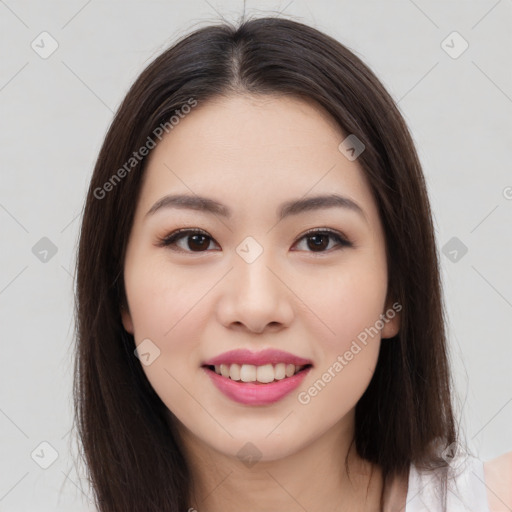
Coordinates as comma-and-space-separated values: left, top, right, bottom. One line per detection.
177, 413, 386, 512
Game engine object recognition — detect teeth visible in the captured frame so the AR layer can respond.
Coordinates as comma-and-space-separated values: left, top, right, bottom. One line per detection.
257, 364, 274, 383
229, 363, 240, 380
211, 363, 306, 383
274, 363, 286, 380
239, 364, 254, 382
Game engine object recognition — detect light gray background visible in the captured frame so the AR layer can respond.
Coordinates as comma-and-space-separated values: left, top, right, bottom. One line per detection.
1, 1, 511, 510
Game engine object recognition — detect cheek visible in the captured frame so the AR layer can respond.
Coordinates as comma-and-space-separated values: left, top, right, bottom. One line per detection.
124, 259, 214, 415
125, 254, 214, 341
123, 255, 218, 403
295, 267, 386, 423
297, 257, 388, 355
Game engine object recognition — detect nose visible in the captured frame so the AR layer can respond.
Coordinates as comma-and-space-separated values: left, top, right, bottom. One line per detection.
215, 250, 294, 334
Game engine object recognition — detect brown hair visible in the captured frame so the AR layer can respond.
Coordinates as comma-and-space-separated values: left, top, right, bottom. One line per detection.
73, 15, 458, 511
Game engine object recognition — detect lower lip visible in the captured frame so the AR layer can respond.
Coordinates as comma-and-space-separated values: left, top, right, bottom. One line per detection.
203, 366, 312, 405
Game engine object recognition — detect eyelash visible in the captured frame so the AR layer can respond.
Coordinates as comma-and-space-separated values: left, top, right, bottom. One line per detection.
156, 227, 354, 255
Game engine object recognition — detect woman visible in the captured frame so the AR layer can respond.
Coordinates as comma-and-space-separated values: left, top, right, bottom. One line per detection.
73, 16, 511, 511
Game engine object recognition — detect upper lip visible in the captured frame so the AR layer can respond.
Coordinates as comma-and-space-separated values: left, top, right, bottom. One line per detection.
202, 349, 312, 367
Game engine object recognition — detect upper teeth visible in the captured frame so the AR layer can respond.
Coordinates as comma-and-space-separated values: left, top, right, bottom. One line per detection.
213, 363, 304, 383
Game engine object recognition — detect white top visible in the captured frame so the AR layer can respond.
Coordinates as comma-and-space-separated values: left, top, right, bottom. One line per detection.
406, 453, 490, 511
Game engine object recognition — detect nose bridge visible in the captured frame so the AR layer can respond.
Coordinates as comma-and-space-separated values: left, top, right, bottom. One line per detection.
233, 238, 280, 302
216, 236, 293, 332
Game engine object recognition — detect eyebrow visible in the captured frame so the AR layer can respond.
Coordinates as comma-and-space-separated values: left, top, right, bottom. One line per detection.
145, 193, 368, 223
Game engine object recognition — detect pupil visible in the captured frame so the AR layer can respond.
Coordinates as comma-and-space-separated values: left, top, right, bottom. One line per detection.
309, 234, 328, 251
189, 234, 208, 251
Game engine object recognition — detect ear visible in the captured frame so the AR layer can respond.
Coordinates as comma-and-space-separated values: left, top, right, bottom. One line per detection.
121, 303, 134, 335
380, 297, 402, 339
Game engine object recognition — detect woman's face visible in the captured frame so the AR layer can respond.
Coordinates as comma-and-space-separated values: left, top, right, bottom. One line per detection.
121, 94, 400, 462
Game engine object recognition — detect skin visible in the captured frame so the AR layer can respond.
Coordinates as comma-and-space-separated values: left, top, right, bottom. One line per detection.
121, 93, 406, 511
484, 452, 512, 512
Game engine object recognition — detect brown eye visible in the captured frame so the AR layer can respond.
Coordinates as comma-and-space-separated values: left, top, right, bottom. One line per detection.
184, 233, 211, 251
293, 229, 353, 253
305, 233, 330, 251
158, 229, 218, 252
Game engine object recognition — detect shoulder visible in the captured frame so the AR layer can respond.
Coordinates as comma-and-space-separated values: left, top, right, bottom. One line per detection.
483, 450, 512, 512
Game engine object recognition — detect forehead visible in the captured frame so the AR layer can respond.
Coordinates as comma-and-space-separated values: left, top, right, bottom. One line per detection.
150, 93, 345, 163
138, 94, 379, 226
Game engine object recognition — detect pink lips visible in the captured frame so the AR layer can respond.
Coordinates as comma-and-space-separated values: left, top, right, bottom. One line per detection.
202, 349, 313, 406
202, 348, 312, 367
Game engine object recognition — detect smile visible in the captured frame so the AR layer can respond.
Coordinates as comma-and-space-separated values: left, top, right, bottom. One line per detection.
201, 348, 313, 405
208, 363, 309, 383
202, 364, 312, 405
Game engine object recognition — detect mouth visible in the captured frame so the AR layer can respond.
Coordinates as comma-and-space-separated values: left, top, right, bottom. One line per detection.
201, 349, 313, 404
202, 363, 313, 385
202, 362, 313, 405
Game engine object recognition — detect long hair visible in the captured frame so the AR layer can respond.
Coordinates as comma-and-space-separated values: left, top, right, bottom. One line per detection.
73, 15, 458, 511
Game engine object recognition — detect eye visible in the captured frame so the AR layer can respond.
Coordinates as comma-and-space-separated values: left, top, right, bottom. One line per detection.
156, 227, 353, 254
292, 228, 353, 253
157, 228, 219, 253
